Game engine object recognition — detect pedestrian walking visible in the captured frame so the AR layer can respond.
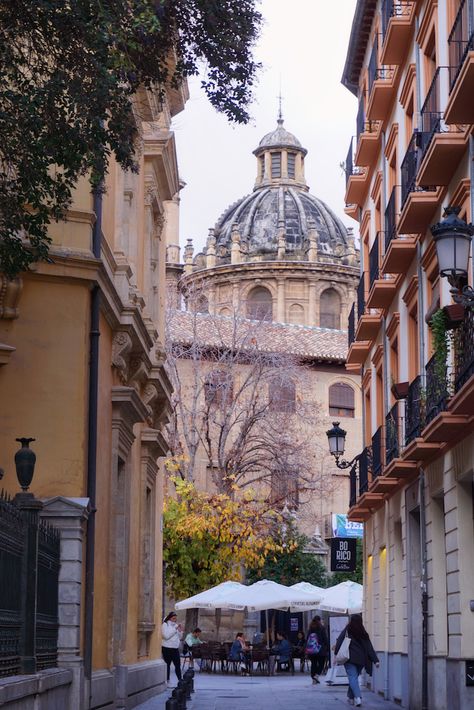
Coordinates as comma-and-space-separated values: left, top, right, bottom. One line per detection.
161, 611, 183, 686
334, 614, 379, 707
305, 615, 329, 684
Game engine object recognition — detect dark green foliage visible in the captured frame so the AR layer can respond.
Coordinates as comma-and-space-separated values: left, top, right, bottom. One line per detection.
0, 0, 261, 276
246, 528, 329, 588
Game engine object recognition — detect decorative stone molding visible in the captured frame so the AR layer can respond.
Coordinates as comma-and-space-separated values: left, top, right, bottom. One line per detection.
112, 331, 133, 384
0, 342, 15, 366
0, 276, 22, 319
129, 357, 149, 392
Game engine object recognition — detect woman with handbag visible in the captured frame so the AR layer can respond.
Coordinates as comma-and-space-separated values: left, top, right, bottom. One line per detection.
305, 615, 328, 684
334, 614, 379, 707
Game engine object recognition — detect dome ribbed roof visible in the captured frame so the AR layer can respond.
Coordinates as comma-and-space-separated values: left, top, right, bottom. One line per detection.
214, 186, 348, 258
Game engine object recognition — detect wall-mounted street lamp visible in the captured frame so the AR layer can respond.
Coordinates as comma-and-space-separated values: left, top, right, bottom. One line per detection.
431, 206, 474, 306
326, 421, 365, 469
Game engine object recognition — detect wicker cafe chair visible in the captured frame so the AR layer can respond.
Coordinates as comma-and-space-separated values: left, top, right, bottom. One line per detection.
251, 647, 270, 675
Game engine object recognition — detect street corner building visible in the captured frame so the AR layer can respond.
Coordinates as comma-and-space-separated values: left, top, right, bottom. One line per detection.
341, 0, 474, 708
0, 79, 189, 707
164, 117, 364, 559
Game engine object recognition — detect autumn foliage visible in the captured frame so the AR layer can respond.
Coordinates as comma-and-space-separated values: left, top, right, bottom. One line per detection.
163, 474, 285, 600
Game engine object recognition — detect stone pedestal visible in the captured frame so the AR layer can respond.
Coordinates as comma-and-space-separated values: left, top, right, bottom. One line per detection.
41, 496, 90, 710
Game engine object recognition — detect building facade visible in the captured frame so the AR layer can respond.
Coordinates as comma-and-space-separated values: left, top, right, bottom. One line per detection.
0, 79, 188, 709
166, 119, 363, 560
342, 1, 474, 707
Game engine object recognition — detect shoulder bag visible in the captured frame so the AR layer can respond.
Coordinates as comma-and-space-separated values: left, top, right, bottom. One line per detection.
334, 632, 351, 665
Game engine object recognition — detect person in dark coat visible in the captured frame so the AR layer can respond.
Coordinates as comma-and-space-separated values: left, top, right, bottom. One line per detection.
334, 614, 379, 707
305, 615, 329, 684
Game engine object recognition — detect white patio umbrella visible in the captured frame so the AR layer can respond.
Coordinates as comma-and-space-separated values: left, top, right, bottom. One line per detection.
289, 581, 326, 610
317, 580, 363, 614
175, 580, 246, 610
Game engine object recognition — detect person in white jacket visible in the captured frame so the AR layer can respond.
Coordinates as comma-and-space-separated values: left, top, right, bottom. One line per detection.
162, 611, 183, 685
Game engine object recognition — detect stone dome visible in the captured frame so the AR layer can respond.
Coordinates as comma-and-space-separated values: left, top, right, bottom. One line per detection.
214, 186, 349, 259
257, 118, 305, 152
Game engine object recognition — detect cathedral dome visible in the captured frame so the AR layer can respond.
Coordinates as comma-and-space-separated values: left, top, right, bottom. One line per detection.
214, 186, 349, 259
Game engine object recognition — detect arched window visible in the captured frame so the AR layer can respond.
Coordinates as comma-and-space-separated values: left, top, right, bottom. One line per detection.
320, 288, 341, 329
288, 303, 305, 325
329, 383, 355, 418
246, 286, 273, 321
269, 379, 296, 413
204, 370, 233, 408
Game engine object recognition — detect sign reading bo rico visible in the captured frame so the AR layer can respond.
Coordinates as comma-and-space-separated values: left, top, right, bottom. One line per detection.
330, 537, 357, 572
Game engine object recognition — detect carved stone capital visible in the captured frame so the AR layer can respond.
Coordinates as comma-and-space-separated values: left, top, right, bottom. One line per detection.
129, 356, 150, 392
0, 276, 22, 319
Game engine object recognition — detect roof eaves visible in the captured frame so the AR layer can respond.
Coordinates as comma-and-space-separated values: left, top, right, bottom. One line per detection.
341, 0, 377, 96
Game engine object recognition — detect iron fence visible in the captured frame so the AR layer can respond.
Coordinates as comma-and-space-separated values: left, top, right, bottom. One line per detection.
425, 352, 449, 426
371, 426, 383, 479
0, 492, 59, 677
348, 303, 356, 347
405, 375, 424, 445
381, 0, 414, 39
359, 449, 369, 496
419, 67, 442, 157
385, 402, 400, 464
384, 186, 397, 252
357, 274, 366, 321
369, 233, 380, 290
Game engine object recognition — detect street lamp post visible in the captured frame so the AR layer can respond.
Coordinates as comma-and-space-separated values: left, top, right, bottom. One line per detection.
431, 206, 474, 306
326, 421, 365, 469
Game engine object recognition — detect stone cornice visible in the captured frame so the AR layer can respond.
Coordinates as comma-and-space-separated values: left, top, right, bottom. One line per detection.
0, 342, 15, 366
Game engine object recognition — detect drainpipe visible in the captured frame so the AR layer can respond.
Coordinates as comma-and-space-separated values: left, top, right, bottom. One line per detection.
84, 188, 102, 706
419, 468, 428, 710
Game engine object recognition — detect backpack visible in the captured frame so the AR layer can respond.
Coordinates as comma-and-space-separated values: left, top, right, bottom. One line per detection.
305, 632, 322, 656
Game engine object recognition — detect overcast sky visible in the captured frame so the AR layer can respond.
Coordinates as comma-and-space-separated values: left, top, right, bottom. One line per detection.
172, 0, 358, 253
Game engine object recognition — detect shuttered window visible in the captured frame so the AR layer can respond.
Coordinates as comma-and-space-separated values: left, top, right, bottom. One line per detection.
271, 152, 281, 178
287, 152, 296, 178
329, 383, 355, 418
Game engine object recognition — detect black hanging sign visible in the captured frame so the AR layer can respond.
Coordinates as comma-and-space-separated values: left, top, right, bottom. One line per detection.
330, 537, 357, 572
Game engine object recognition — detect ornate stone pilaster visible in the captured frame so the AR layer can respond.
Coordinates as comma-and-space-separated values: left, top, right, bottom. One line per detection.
206, 229, 217, 268
276, 278, 285, 322
41, 496, 90, 710
0, 276, 22, 319
308, 281, 317, 326
230, 224, 241, 264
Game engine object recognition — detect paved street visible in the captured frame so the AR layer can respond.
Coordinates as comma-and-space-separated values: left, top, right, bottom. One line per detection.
136, 670, 402, 710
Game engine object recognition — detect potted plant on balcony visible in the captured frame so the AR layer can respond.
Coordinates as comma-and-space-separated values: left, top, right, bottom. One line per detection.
442, 303, 465, 330
429, 308, 453, 397
391, 380, 409, 400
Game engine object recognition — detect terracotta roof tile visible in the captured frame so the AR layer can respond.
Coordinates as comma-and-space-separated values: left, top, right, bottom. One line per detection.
168, 310, 348, 363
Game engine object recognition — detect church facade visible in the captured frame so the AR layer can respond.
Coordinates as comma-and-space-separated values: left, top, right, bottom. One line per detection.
166, 118, 363, 562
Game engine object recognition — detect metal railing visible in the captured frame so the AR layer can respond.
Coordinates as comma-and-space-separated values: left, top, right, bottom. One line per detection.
419, 67, 442, 157
357, 274, 366, 321
454, 305, 474, 393
425, 352, 449, 426
405, 374, 424, 445
348, 303, 356, 347
368, 36, 379, 97
385, 402, 400, 464
359, 448, 369, 495
400, 132, 419, 208
349, 464, 357, 507
356, 96, 379, 141
448, 0, 474, 90
371, 426, 383, 479
384, 186, 397, 252
381, 0, 414, 39
369, 233, 380, 290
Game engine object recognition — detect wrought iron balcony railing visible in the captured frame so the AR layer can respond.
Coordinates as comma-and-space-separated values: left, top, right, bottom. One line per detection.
349, 463, 357, 507
448, 0, 474, 90
359, 448, 369, 495
425, 352, 449, 426
405, 374, 424, 445
454, 306, 474, 393
381, 0, 413, 40
345, 137, 363, 187
371, 426, 383, 479
419, 67, 442, 157
348, 303, 356, 347
356, 95, 379, 142
384, 186, 397, 252
385, 402, 400, 464
369, 233, 380, 290
400, 132, 436, 209
357, 273, 366, 321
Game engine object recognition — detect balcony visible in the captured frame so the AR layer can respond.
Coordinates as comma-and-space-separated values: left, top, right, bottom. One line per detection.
344, 137, 370, 207
398, 132, 442, 234
402, 374, 443, 461
449, 307, 474, 414
417, 67, 466, 187
348, 303, 356, 348
381, 186, 417, 273
355, 274, 383, 341
366, 36, 398, 121
348, 448, 383, 522
421, 352, 472, 443
366, 232, 398, 310
355, 96, 382, 167
445, 0, 474, 124
380, 0, 416, 65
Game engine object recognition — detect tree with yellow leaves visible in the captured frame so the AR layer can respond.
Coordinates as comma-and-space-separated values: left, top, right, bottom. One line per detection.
163, 477, 284, 601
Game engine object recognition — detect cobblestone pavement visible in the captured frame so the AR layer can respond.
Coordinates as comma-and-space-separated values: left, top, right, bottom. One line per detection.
136, 670, 403, 710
